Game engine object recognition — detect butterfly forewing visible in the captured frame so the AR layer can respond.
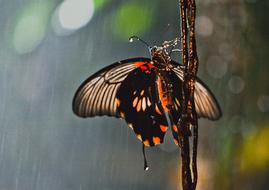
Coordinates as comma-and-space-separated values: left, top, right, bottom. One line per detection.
72, 58, 151, 118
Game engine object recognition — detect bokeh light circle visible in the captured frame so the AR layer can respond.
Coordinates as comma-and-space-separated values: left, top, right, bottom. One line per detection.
196, 16, 214, 37
111, 2, 153, 40
218, 42, 234, 61
206, 55, 228, 79
257, 95, 269, 113
13, 16, 45, 54
58, 0, 94, 30
228, 76, 245, 94
13, 2, 51, 54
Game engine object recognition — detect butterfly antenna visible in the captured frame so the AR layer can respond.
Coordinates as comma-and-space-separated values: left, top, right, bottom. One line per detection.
170, 48, 183, 56
129, 36, 151, 50
142, 144, 149, 171
167, 38, 182, 56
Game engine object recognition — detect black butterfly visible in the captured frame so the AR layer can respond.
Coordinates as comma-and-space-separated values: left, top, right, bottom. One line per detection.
72, 37, 222, 168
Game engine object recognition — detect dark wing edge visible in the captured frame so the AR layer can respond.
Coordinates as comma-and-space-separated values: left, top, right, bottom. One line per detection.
171, 62, 222, 121
72, 57, 151, 118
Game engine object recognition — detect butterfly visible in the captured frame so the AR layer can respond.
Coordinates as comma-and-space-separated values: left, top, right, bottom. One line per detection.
72, 36, 222, 169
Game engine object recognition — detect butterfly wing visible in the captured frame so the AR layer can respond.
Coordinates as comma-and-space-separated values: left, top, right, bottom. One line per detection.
73, 58, 169, 146
73, 57, 221, 147
72, 58, 151, 118
116, 64, 169, 147
171, 62, 222, 120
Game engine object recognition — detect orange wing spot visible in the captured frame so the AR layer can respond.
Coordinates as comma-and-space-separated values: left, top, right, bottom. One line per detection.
134, 61, 146, 67
174, 139, 179, 146
155, 105, 162, 115
157, 77, 169, 112
153, 136, 161, 145
172, 125, 178, 132
147, 98, 151, 107
140, 90, 144, 96
120, 112, 125, 118
142, 98, 147, 111
128, 123, 133, 130
137, 134, 142, 141
136, 99, 142, 112
133, 97, 138, 108
143, 140, 150, 147
174, 138, 179, 146
116, 99, 120, 107
160, 125, 168, 132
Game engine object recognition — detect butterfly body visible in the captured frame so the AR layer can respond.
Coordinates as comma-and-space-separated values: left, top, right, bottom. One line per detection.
73, 39, 222, 147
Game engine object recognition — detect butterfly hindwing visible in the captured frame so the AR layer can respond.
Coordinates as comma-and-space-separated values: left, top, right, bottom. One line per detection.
171, 62, 222, 120
157, 65, 221, 145
116, 64, 169, 147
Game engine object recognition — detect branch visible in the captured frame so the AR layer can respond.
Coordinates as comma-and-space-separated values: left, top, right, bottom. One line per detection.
178, 0, 199, 189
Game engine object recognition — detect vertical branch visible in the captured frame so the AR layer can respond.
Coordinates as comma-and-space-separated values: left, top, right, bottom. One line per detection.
188, 0, 199, 78
178, 0, 199, 190
179, 0, 193, 190
180, 0, 188, 71
188, 0, 199, 189
177, 0, 192, 190
192, 122, 198, 189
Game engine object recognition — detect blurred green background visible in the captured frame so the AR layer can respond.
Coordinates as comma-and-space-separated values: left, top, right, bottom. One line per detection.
0, 0, 268, 189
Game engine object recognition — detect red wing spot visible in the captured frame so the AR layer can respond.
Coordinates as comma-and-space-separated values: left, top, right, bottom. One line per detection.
140, 65, 148, 71
135, 62, 154, 74
160, 125, 168, 132
143, 140, 150, 147
153, 137, 161, 145
148, 64, 155, 69
134, 62, 146, 67
172, 125, 178, 132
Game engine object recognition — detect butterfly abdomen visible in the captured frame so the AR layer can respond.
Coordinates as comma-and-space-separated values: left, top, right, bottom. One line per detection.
155, 72, 174, 112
